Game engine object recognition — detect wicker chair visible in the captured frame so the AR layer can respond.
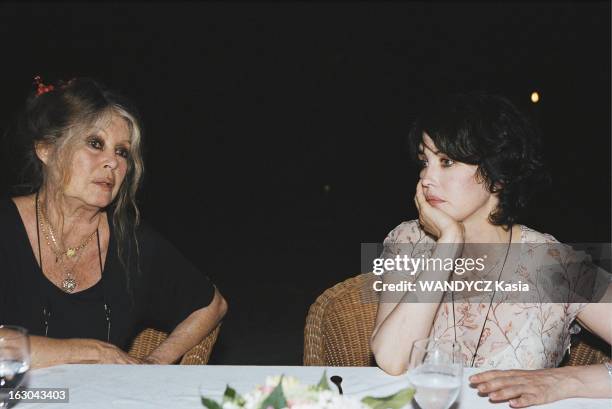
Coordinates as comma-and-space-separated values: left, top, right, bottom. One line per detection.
564, 326, 611, 366
304, 273, 611, 367
304, 273, 379, 366
128, 324, 221, 364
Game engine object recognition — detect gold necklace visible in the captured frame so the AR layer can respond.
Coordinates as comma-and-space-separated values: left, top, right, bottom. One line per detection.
36, 198, 99, 293
38, 200, 97, 261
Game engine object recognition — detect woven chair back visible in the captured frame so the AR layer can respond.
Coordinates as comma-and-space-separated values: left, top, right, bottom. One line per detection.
128, 324, 221, 365
564, 328, 611, 366
304, 273, 379, 366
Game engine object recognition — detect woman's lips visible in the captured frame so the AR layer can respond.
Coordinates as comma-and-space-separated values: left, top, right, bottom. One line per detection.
94, 182, 113, 191
426, 197, 445, 205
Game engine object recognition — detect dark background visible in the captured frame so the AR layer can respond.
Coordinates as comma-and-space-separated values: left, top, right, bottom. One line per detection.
0, 1, 610, 364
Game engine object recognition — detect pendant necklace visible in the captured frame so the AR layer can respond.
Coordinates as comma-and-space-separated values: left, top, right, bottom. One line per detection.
36, 195, 98, 292
35, 190, 112, 342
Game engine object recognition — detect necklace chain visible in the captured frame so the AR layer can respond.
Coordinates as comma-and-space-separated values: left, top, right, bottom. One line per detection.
34, 191, 111, 342
36, 197, 99, 293
38, 200, 97, 261
451, 228, 513, 367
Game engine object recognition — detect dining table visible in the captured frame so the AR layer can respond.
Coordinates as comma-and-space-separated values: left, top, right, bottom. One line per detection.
12, 364, 612, 409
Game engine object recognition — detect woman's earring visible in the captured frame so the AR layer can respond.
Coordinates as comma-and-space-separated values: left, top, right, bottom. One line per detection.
492, 181, 504, 193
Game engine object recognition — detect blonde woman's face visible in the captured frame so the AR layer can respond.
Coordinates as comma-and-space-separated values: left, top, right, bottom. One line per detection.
62, 113, 131, 208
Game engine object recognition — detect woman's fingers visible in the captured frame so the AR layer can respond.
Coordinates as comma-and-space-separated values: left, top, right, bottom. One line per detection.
414, 182, 426, 227
119, 350, 142, 364
492, 386, 542, 408
414, 182, 431, 226
414, 183, 421, 211
475, 374, 527, 393
104, 344, 141, 364
112, 353, 131, 364
487, 384, 529, 401
471, 368, 573, 408
474, 375, 539, 408
415, 182, 427, 209
470, 370, 552, 408
470, 369, 524, 383
126, 355, 143, 364
415, 181, 445, 237
509, 394, 539, 408
89, 339, 142, 365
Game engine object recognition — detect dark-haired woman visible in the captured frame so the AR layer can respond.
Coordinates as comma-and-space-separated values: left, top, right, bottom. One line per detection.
370, 93, 612, 406
0, 77, 227, 368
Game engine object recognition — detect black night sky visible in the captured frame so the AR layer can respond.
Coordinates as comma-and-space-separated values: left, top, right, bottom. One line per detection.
0, 1, 610, 364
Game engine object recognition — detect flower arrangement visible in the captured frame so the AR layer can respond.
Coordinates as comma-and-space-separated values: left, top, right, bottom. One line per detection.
201, 371, 414, 409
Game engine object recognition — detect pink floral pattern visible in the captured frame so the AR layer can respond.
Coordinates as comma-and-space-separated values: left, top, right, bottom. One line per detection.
381, 220, 595, 369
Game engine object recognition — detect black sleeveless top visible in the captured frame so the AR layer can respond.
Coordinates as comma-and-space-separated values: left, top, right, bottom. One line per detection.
0, 198, 216, 350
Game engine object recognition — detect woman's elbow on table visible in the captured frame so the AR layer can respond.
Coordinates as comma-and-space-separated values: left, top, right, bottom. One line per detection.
371, 335, 407, 376
374, 355, 406, 377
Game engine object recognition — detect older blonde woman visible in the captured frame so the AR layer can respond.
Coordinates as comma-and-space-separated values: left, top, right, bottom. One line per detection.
0, 77, 227, 368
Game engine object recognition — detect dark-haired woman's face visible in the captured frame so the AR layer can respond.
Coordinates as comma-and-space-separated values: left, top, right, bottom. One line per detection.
418, 133, 497, 223
63, 113, 131, 208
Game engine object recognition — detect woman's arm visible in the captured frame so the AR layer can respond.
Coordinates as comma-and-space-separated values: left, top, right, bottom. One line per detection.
575, 283, 612, 345
30, 336, 141, 369
371, 182, 465, 375
371, 229, 464, 375
142, 287, 228, 364
469, 364, 612, 407
29, 288, 227, 368
469, 285, 612, 407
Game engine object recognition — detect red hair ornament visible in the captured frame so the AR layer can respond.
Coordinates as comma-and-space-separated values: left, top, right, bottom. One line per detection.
34, 75, 55, 96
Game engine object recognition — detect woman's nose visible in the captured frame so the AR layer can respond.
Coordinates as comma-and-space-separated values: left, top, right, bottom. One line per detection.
103, 153, 118, 170
419, 167, 437, 187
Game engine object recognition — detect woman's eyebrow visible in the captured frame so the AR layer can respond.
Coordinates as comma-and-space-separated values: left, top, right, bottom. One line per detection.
94, 126, 131, 145
419, 143, 441, 155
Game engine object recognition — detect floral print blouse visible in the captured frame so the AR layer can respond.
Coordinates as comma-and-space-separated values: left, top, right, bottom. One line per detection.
380, 220, 609, 369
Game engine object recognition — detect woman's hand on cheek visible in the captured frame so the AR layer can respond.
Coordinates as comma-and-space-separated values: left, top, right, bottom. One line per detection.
414, 181, 463, 240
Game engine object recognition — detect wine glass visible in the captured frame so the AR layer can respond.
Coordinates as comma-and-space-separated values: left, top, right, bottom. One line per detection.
0, 326, 30, 408
407, 337, 463, 409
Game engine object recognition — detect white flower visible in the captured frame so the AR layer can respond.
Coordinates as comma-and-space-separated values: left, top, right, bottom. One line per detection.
201, 373, 379, 409
222, 402, 242, 409
292, 390, 369, 409
234, 376, 369, 409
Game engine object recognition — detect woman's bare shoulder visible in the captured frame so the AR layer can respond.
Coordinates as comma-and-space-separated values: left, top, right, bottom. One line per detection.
11, 194, 35, 204
10, 194, 36, 216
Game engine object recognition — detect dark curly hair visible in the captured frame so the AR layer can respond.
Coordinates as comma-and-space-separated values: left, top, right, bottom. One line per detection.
407, 92, 550, 227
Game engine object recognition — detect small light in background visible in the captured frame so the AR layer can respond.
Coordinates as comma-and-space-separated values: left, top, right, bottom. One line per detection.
323, 184, 331, 193
530, 91, 540, 103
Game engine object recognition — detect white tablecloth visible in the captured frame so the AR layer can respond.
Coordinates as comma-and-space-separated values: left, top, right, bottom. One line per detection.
15, 364, 610, 409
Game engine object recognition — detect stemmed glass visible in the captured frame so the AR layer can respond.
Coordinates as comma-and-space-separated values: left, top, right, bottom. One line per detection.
407, 337, 463, 409
0, 326, 30, 408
